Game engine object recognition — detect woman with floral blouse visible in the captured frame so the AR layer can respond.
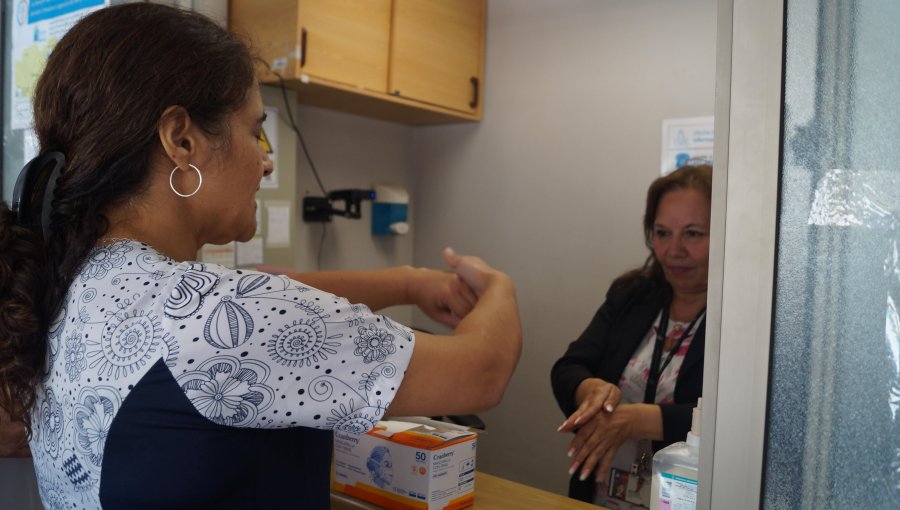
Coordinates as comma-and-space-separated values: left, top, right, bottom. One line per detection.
0, 5, 521, 509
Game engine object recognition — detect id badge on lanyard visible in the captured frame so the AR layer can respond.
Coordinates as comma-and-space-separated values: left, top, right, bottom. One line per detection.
608, 448, 652, 506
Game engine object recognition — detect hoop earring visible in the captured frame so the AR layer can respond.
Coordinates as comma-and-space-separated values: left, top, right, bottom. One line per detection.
169, 164, 203, 198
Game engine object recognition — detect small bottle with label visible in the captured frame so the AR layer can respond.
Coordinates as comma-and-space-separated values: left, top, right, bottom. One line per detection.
650, 398, 701, 510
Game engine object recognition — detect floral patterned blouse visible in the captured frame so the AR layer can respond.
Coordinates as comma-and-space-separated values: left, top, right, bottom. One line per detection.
28, 240, 415, 509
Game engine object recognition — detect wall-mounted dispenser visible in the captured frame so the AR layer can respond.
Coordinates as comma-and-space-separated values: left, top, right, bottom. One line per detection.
371, 185, 409, 236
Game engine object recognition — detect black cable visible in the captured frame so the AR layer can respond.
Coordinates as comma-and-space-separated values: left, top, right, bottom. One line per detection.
317, 223, 327, 271
263, 63, 328, 196
260, 62, 329, 267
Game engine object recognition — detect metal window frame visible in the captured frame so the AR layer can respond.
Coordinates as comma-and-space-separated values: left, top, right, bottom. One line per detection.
699, 0, 785, 508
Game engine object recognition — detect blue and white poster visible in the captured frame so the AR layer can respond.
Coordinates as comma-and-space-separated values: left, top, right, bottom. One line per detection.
10, 0, 109, 130
660, 116, 714, 176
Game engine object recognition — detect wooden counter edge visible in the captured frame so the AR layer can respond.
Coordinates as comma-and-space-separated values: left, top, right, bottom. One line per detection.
331, 471, 606, 510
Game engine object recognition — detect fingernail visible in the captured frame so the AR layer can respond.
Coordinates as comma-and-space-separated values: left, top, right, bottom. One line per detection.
573, 416, 581, 426
579, 471, 589, 481
568, 464, 577, 476
567, 448, 575, 458
557, 421, 566, 432
605, 404, 614, 413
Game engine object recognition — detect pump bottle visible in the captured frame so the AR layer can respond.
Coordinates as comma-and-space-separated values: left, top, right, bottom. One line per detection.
649, 398, 701, 510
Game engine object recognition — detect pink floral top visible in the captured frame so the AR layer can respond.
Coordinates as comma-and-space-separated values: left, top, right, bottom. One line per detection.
595, 311, 700, 509
619, 314, 696, 406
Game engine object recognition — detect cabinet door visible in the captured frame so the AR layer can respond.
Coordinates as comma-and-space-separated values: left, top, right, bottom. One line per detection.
389, 0, 485, 113
298, 0, 391, 93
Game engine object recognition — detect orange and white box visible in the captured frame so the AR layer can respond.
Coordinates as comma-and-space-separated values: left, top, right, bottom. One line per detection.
332, 420, 478, 510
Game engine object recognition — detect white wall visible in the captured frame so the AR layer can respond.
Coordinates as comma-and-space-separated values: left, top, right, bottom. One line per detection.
288, 104, 417, 325
411, 0, 717, 495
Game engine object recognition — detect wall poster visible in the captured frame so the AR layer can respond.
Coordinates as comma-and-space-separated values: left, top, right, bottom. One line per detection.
660, 116, 714, 175
10, 0, 109, 130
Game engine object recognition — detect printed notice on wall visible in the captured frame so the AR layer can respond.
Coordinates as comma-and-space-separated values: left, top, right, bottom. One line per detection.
200, 242, 236, 268
237, 237, 264, 267
660, 116, 714, 175
9, 0, 109, 130
266, 202, 291, 247
255, 199, 262, 235
259, 106, 279, 189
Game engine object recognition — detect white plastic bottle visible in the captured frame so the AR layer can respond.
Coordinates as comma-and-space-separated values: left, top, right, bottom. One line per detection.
650, 398, 701, 510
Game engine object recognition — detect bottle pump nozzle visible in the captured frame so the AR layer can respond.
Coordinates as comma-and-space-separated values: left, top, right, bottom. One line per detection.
686, 397, 702, 448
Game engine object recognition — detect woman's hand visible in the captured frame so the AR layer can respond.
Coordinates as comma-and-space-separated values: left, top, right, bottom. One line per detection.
410, 247, 507, 327
558, 378, 622, 433
385, 248, 521, 418
441, 247, 505, 297
407, 261, 478, 328
566, 404, 637, 482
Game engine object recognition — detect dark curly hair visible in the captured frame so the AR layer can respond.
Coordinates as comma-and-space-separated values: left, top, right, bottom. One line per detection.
613, 164, 713, 298
0, 3, 256, 435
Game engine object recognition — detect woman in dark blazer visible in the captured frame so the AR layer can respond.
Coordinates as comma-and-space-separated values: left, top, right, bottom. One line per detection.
551, 165, 711, 507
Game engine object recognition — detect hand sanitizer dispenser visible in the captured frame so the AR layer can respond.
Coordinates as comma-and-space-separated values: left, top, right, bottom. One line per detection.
371, 185, 409, 236
650, 398, 701, 509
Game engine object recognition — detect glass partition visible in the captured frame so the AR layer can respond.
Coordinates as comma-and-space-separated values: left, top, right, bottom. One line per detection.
765, 0, 900, 507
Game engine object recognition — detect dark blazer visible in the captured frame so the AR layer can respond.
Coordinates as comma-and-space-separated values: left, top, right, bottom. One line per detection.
550, 277, 705, 502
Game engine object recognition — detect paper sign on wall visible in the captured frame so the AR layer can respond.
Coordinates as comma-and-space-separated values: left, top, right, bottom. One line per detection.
259, 106, 279, 189
200, 242, 236, 268
255, 199, 262, 235
237, 237, 264, 267
266, 201, 291, 247
661, 116, 714, 175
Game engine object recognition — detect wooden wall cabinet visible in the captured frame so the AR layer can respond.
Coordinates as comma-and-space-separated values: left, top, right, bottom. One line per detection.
229, 0, 485, 125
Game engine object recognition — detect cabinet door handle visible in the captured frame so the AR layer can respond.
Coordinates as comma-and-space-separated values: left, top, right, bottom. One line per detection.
469, 77, 479, 109
300, 28, 308, 67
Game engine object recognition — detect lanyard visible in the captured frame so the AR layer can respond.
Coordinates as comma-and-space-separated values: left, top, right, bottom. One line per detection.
643, 304, 706, 404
